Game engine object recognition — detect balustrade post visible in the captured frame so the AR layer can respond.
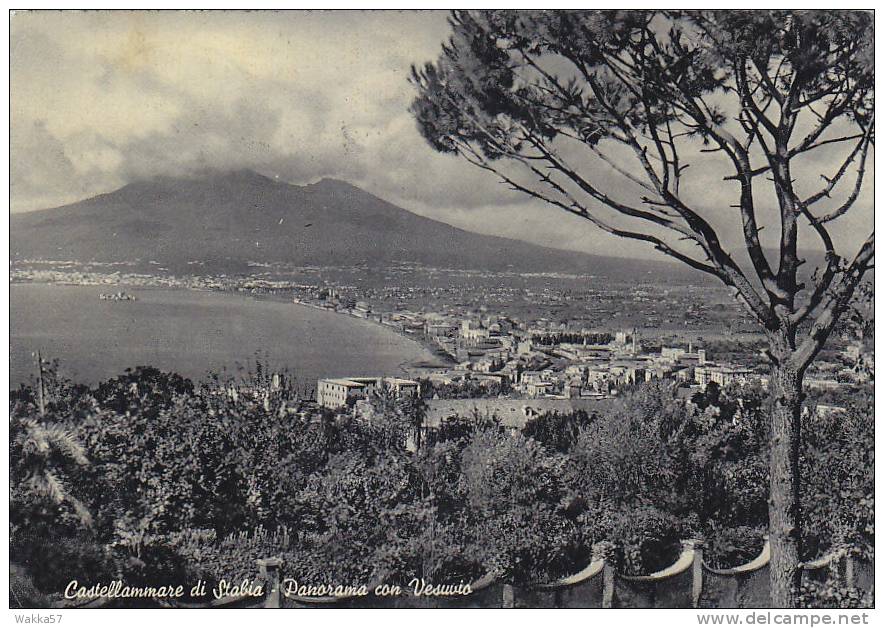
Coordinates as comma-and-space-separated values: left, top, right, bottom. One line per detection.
602, 562, 615, 609
690, 539, 704, 608
257, 557, 283, 608
502, 583, 514, 608
843, 553, 855, 589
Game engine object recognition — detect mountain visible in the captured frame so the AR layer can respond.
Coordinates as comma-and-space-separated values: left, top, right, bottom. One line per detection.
10, 170, 705, 281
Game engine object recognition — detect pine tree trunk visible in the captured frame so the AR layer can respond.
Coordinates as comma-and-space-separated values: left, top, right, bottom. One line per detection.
768, 359, 803, 607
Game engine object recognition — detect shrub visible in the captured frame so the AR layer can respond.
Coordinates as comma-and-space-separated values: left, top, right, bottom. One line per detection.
797, 582, 874, 609
523, 410, 593, 453
8, 361, 873, 606
459, 428, 585, 583
589, 506, 684, 576
702, 525, 766, 570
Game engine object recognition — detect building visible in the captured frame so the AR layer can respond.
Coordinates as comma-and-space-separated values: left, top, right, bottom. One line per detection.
384, 377, 421, 398
317, 376, 420, 409
694, 365, 756, 388
461, 326, 491, 346
660, 345, 707, 364
525, 381, 553, 398
517, 340, 534, 355
844, 342, 863, 362
813, 404, 847, 418
316, 378, 376, 408
564, 382, 583, 399
612, 328, 640, 355
426, 321, 457, 338
661, 346, 687, 362
804, 378, 842, 392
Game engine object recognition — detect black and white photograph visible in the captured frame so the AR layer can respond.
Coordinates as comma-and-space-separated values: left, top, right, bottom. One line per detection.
7, 7, 877, 617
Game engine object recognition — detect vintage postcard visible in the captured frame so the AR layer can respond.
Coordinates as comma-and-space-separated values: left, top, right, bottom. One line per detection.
8, 7, 875, 619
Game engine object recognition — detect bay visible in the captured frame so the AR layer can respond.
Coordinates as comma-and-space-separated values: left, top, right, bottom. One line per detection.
9, 283, 436, 390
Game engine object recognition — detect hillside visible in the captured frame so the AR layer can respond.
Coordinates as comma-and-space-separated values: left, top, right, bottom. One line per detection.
10, 170, 705, 281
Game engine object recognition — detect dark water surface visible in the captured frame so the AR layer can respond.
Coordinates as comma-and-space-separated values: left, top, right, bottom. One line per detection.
10, 283, 435, 388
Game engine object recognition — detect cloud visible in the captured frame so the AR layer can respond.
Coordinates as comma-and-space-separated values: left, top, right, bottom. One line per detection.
9, 10, 873, 261
11, 11, 528, 214
10, 118, 96, 210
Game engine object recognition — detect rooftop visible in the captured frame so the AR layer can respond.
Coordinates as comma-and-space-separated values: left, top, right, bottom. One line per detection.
319, 377, 375, 388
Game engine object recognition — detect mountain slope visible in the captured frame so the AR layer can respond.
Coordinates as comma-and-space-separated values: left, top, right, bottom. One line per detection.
10, 170, 703, 280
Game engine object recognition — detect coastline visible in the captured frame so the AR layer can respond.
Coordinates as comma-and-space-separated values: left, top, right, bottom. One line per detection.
289, 297, 456, 369
10, 279, 444, 385
11, 273, 456, 368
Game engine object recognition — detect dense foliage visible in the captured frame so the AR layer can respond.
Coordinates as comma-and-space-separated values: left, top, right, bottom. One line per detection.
418, 377, 511, 399
531, 332, 613, 346
409, 10, 874, 606
9, 364, 873, 606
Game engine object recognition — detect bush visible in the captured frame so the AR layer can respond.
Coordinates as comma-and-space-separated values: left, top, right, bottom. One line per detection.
523, 410, 593, 453
9, 564, 56, 609
9, 529, 114, 596
8, 361, 874, 606
589, 506, 684, 576
797, 582, 874, 609
801, 396, 874, 561
459, 428, 585, 583
702, 525, 766, 569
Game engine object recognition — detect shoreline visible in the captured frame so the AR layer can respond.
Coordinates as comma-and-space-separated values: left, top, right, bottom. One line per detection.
10, 278, 452, 380
289, 297, 456, 369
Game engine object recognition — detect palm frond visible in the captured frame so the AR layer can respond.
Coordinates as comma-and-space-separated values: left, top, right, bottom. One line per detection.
42, 424, 90, 466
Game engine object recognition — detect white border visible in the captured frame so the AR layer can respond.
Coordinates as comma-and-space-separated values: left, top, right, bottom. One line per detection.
3, 4, 880, 627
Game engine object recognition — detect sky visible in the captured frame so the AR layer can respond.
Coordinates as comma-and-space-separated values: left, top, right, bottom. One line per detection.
10, 10, 873, 262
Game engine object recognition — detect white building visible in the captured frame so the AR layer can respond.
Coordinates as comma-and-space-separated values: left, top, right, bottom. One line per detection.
661, 346, 707, 364
694, 365, 756, 388
317, 377, 420, 409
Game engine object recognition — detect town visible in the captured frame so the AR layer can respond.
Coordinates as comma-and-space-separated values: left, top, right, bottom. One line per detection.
301, 287, 872, 429
11, 262, 873, 425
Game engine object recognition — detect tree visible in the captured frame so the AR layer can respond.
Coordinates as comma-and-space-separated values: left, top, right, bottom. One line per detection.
459, 428, 583, 582
10, 360, 94, 531
9, 410, 94, 604
410, 10, 873, 606
10, 415, 92, 528
522, 409, 593, 452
